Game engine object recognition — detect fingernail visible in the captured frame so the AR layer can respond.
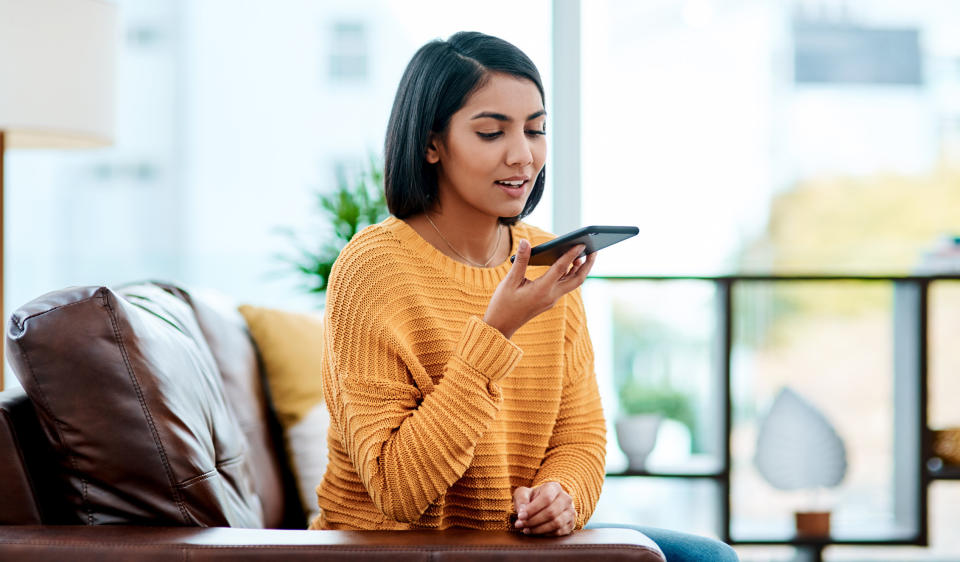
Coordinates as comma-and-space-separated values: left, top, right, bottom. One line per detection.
519, 239, 529, 251
523, 528, 530, 534
518, 510, 526, 519
515, 519, 523, 528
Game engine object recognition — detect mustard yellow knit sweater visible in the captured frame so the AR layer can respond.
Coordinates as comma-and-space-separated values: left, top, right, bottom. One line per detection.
311, 216, 606, 531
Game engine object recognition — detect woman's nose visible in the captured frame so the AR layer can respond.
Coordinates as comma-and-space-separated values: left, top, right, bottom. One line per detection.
505, 132, 534, 167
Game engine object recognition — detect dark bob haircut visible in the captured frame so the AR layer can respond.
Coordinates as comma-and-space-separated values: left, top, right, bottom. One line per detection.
384, 31, 545, 225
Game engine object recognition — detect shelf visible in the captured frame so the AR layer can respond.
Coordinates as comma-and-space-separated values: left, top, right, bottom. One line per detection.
606, 469, 724, 479
928, 465, 960, 480
606, 455, 724, 479
731, 531, 920, 546
731, 538, 920, 547
589, 276, 946, 549
731, 521, 920, 546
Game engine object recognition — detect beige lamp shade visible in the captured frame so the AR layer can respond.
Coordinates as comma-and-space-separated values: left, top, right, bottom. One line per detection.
1, 0, 116, 390
0, 0, 117, 148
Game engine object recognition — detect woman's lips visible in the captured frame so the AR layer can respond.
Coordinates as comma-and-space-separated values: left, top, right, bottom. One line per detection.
494, 179, 528, 197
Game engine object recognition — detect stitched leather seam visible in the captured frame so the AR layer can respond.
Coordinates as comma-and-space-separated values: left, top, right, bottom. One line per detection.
13, 331, 63, 448
8, 296, 101, 330
8, 295, 105, 449
175, 470, 219, 489
174, 454, 247, 489
102, 291, 192, 525
10, 294, 117, 524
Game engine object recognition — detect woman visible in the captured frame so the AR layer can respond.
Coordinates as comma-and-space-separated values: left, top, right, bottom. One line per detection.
311, 31, 738, 561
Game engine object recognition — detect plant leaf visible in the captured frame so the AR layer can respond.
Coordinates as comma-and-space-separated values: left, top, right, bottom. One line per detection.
275, 158, 387, 300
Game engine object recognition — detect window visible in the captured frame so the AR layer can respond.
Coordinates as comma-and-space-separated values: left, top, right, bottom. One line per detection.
3, 0, 552, 386
328, 22, 368, 82
793, 23, 923, 85
580, 1, 960, 558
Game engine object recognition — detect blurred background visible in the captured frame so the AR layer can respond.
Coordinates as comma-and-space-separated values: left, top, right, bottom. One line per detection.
3, 0, 959, 560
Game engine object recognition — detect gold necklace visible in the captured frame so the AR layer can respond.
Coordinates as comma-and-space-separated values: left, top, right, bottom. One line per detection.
424, 212, 503, 268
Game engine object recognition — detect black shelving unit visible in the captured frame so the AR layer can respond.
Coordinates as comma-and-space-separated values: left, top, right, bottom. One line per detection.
607, 469, 725, 479
596, 274, 960, 562
928, 465, 960, 480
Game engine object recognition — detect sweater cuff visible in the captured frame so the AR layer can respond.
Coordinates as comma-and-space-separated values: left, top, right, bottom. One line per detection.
456, 316, 523, 383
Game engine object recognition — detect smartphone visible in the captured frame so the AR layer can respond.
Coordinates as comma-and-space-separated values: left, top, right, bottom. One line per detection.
511, 225, 639, 266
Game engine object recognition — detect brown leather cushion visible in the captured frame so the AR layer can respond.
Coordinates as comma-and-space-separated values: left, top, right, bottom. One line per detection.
147, 284, 295, 528
5, 285, 264, 527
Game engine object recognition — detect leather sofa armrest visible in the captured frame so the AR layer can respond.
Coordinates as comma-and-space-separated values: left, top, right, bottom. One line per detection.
0, 526, 665, 561
0, 388, 43, 524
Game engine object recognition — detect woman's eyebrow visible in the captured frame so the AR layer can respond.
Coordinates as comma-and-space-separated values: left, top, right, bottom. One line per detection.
470, 110, 547, 122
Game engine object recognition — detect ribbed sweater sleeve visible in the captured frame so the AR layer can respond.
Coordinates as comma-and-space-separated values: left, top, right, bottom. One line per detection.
531, 289, 607, 529
324, 235, 523, 524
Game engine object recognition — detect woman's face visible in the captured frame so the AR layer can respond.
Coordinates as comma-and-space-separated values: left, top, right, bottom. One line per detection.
426, 72, 546, 221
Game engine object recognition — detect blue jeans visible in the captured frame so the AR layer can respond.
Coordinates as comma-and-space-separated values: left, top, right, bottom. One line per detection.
587, 522, 739, 562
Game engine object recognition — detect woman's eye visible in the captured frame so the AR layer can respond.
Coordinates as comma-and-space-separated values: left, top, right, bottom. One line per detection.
477, 131, 503, 139
525, 129, 547, 137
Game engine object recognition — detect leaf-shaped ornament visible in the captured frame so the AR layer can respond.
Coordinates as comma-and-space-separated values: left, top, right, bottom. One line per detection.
754, 387, 848, 490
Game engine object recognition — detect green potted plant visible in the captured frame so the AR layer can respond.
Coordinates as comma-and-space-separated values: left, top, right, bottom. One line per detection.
615, 377, 695, 471
278, 158, 388, 300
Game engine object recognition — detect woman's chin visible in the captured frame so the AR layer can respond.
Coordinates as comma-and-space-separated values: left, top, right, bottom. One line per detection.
497, 207, 525, 221
497, 198, 529, 219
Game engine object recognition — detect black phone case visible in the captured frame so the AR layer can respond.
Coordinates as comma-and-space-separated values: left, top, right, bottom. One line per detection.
511, 225, 639, 266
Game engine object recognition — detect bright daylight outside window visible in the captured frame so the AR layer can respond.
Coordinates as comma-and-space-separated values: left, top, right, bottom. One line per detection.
580, 1, 960, 560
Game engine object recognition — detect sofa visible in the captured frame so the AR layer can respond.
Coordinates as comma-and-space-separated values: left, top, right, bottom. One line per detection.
0, 281, 664, 561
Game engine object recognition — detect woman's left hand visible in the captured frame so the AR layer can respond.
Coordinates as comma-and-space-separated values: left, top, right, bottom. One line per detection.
512, 481, 577, 536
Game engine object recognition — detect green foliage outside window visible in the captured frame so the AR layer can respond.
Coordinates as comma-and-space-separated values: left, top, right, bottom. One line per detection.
618, 377, 696, 433
612, 305, 699, 447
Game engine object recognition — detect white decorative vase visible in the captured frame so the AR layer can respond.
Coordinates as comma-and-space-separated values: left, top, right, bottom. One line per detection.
615, 414, 662, 471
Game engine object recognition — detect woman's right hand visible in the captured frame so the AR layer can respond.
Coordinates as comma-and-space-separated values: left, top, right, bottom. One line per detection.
483, 239, 596, 339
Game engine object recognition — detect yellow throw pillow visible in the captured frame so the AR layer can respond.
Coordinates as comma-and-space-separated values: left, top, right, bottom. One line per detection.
238, 305, 328, 525
238, 305, 324, 427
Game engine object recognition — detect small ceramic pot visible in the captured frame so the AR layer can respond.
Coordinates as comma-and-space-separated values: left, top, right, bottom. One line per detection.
795, 510, 831, 538
615, 414, 662, 471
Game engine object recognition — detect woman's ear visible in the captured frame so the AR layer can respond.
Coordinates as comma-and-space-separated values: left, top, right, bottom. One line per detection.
425, 132, 441, 164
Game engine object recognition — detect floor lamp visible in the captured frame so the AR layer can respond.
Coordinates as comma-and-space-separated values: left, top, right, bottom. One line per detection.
0, 0, 116, 390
